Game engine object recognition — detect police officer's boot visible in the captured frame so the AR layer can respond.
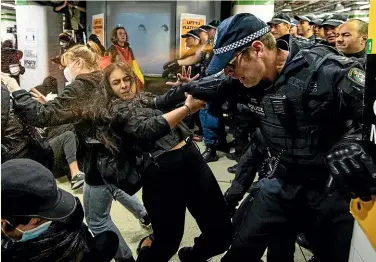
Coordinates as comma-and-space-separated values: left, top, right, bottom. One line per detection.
227, 164, 238, 174
202, 145, 218, 163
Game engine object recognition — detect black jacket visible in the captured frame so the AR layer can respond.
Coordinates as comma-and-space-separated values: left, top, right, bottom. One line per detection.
11, 71, 105, 185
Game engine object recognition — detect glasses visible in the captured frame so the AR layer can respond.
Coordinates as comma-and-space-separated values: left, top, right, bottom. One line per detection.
226, 46, 248, 71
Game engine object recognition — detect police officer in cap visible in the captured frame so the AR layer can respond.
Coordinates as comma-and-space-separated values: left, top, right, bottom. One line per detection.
336, 19, 368, 66
267, 13, 292, 40
294, 14, 315, 42
322, 14, 347, 46
179, 13, 375, 262
309, 18, 326, 41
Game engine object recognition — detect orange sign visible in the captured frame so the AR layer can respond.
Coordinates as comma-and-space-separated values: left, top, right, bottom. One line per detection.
180, 13, 206, 57
92, 14, 105, 46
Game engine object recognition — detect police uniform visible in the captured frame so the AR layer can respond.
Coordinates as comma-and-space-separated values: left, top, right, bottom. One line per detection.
204, 14, 367, 262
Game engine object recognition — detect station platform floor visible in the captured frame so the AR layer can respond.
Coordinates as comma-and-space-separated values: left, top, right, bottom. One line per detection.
57, 141, 313, 262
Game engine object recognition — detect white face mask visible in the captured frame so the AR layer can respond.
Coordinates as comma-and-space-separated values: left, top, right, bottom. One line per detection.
9, 64, 20, 76
63, 62, 77, 82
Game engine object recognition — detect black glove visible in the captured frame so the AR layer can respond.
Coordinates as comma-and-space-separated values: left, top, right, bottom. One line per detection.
163, 60, 179, 70
326, 140, 376, 201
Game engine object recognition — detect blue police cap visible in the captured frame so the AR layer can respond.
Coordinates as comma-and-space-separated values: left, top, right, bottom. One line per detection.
207, 13, 270, 75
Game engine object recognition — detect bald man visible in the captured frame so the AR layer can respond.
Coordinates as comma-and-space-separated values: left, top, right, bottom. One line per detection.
336, 19, 368, 66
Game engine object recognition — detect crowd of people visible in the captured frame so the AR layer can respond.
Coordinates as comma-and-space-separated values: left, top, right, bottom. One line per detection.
1, 9, 376, 262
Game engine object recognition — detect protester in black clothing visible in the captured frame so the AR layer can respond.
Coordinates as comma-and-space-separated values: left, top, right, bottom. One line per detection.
51, 32, 76, 66
1, 40, 25, 85
1, 158, 118, 262
96, 62, 232, 262
336, 19, 368, 66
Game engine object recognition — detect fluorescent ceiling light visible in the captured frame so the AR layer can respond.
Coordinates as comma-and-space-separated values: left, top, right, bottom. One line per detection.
1, 3, 16, 8
281, 8, 292, 12
359, 4, 370, 9
355, 1, 369, 4
334, 7, 351, 13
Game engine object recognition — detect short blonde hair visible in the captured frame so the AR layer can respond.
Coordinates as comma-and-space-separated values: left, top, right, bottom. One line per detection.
61, 45, 100, 71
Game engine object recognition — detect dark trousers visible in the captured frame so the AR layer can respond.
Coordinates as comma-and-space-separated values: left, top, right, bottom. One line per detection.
49, 130, 78, 179
137, 141, 232, 262
222, 177, 354, 262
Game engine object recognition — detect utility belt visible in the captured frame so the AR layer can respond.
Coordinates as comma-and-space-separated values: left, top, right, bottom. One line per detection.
261, 148, 329, 185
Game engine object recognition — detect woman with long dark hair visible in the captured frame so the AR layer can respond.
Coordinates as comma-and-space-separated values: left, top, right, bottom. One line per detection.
95, 62, 232, 262
107, 26, 144, 91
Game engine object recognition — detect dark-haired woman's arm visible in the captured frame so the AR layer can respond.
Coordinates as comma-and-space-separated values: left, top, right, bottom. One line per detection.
116, 95, 205, 141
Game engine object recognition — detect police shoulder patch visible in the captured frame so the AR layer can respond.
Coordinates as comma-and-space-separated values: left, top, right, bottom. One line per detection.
347, 67, 365, 86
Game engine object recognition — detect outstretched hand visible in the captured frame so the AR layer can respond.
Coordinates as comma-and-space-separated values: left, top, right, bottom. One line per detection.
30, 88, 50, 104
166, 66, 199, 87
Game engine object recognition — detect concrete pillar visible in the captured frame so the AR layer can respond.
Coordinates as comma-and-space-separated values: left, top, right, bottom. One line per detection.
232, 0, 274, 23
15, 1, 64, 91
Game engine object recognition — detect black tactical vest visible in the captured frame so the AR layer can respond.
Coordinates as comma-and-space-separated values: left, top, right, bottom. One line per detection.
260, 44, 357, 172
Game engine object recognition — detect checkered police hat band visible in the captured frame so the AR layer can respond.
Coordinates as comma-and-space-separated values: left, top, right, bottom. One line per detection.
213, 26, 270, 55
325, 19, 345, 24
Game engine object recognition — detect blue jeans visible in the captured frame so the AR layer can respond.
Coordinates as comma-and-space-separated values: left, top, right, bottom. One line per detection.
199, 105, 226, 146
83, 183, 147, 261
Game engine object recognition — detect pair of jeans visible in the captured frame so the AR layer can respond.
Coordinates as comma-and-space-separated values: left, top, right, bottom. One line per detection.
222, 177, 354, 262
137, 141, 232, 262
83, 183, 148, 261
199, 105, 226, 146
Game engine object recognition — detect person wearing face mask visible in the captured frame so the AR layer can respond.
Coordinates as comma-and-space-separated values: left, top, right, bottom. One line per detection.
1, 158, 119, 262
1, 45, 151, 262
51, 32, 76, 66
322, 14, 347, 47
336, 19, 368, 66
107, 26, 144, 91
1, 39, 25, 85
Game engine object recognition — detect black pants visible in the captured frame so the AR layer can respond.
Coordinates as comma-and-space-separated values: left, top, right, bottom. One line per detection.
222, 177, 354, 262
137, 141, 232, 262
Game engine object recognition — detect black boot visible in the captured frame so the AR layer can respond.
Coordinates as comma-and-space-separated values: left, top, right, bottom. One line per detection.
202, 145, 218, 163
227, 164, 238, 174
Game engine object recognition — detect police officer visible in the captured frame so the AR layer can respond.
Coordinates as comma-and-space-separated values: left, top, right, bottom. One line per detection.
267, 13, 292, 39
321, 14, 347, 47
336, 19, 368, 66
156, 13, 376, 262
289, 20, 298, 38
294, 14, 315, 42
309, 18, 326, 40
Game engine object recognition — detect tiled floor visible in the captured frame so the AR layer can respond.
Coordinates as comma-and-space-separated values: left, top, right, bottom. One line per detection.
57, 141, 312, 262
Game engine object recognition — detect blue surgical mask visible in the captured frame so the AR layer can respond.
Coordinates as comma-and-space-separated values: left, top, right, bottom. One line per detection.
5, 220, 52, 242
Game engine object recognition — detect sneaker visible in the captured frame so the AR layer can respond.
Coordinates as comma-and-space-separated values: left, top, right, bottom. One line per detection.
71, 171, 85, 190
178, 247, 207, 262
139, 214, 151, 228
